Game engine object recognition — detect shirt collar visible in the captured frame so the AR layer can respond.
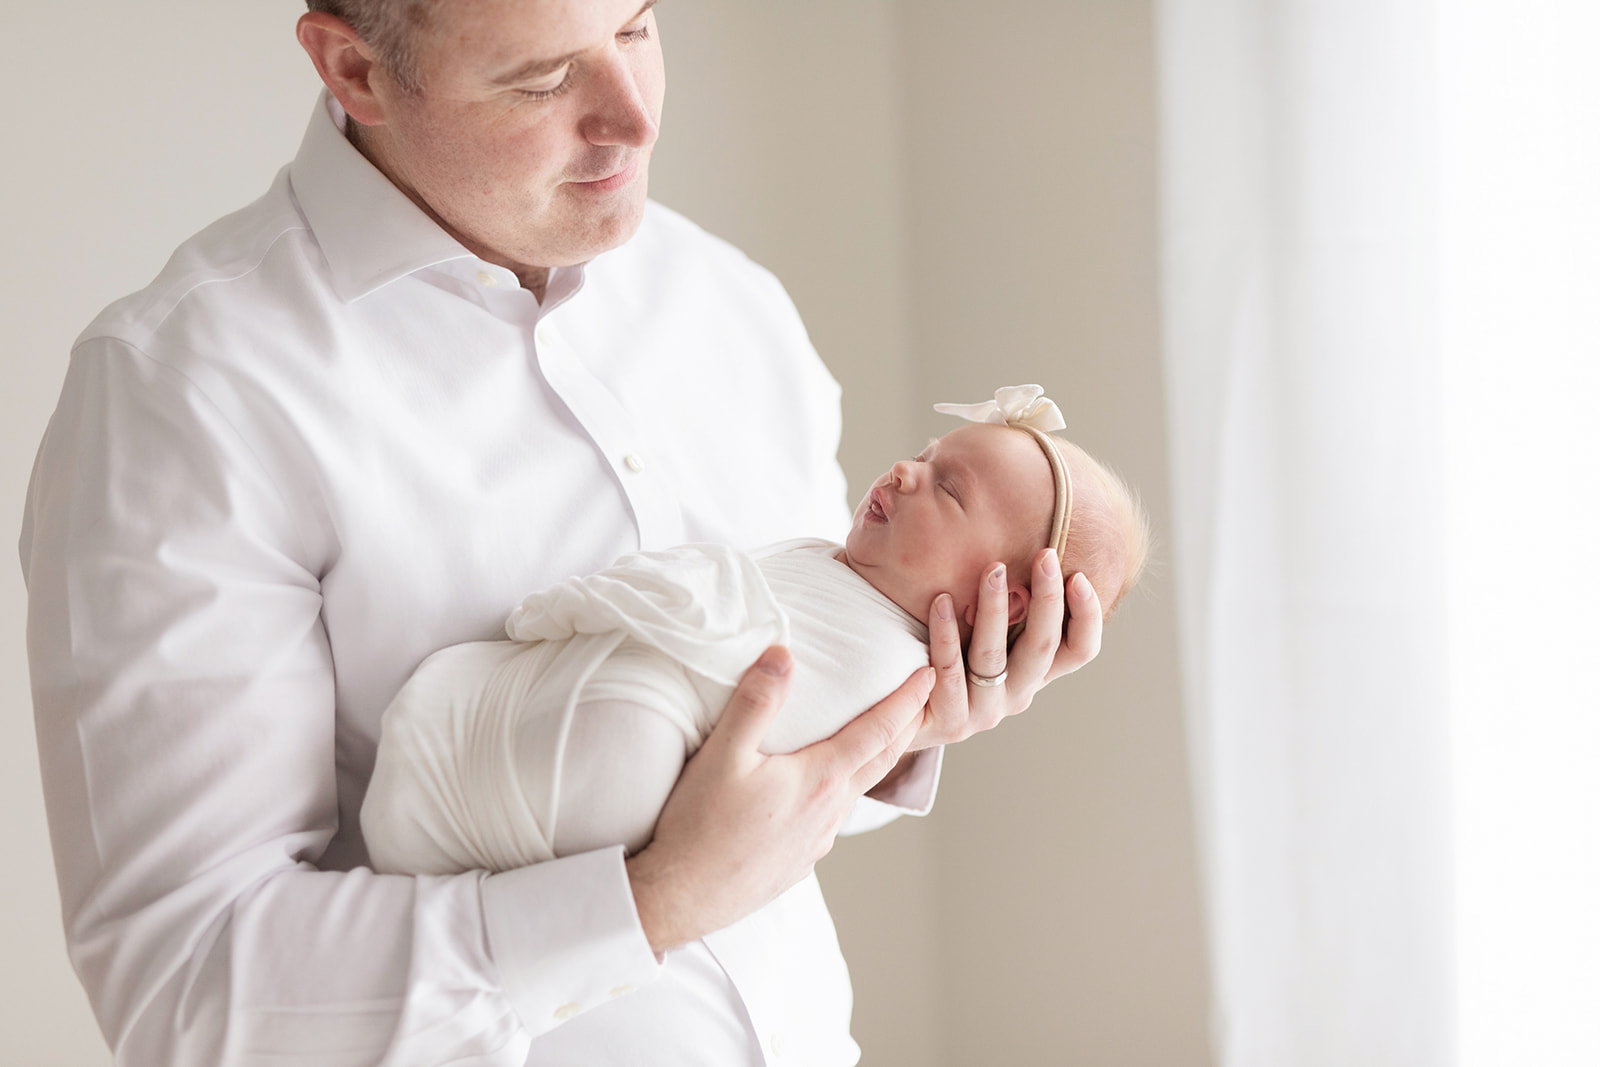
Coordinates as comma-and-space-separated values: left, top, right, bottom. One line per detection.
288, 92, 477, 303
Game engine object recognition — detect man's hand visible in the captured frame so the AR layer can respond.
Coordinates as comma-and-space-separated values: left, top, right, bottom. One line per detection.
625, 646, 935, 956
912, 548, 1103, 750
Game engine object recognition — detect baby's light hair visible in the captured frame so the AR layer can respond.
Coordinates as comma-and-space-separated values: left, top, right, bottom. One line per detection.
1003, 432, 1151, 647
1048, 435, 1150, 619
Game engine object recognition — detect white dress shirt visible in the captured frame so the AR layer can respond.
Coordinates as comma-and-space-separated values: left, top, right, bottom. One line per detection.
21, 94, 934, 1066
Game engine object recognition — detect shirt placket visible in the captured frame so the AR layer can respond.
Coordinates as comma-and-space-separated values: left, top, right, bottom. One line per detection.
525, 304, 686, 553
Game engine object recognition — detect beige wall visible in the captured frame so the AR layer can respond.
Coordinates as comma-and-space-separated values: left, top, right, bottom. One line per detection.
898, 6, 1211, 1064
656, 5, 1210, 1062
2, 3, 1208, 1064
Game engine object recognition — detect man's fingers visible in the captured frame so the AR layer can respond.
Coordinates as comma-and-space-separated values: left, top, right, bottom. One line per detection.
705, 645, 796, 755
924, 593, 969, 733
827, 666, 934, 795
1046, 572, 1103, 682
859, 712, 927, 797
846, 670, 932, 795
1005, 548, 1068, 687
965, 563, 1010, 681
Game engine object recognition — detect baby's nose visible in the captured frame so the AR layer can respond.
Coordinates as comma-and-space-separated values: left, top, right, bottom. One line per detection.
890, 460, 918, 490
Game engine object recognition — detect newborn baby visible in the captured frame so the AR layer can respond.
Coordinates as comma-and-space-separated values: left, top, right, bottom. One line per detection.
362, 386, 1149, 875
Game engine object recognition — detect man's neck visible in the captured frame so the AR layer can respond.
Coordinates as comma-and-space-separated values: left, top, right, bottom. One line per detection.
345, 120, 551, 301
517, 267, 551, 302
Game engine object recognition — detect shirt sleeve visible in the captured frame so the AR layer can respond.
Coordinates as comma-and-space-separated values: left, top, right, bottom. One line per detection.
21, 340, 659, 1066
839, 747, 944, 837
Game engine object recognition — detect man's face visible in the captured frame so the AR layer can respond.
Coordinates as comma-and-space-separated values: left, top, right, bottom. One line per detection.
360, 0, 665, 275
842, 424, 1054, 630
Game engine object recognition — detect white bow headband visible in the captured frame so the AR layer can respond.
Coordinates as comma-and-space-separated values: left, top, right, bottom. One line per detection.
933, 384, 1074, 560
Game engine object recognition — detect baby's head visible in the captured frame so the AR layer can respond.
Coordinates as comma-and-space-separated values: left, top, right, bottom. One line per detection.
840, 386, 1149, 643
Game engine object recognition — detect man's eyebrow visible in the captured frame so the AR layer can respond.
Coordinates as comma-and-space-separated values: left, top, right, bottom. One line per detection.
489, 52, 580, 86
488, 0, 660, 86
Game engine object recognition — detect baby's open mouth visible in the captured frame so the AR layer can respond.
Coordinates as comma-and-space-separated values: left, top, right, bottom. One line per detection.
867, 488, 888, 522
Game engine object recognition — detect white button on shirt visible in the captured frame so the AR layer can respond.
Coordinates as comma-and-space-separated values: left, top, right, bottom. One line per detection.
22, 93, 935, 1066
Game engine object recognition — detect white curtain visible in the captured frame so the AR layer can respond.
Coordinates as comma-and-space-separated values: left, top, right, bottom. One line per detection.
1157, 1, 1453, 1064
1440, 2, 1600, 1065
1159, 0, 1600, 1064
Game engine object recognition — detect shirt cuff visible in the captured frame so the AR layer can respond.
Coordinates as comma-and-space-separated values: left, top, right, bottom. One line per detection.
480, 845, 662, 1037
840, 745, 944, 836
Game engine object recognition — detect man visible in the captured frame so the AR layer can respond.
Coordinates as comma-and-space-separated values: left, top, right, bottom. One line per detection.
21, 1, 1102, 1062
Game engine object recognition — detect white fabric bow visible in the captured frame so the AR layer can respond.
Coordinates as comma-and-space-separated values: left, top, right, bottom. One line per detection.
932, 384, 1066, 432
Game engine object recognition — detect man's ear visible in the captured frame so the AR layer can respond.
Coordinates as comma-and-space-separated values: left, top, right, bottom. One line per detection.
1007, 583, 1031, 626
297, 12, 388, 127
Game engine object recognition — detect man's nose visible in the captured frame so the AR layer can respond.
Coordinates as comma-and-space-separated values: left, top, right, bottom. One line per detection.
582, 53, 659, 148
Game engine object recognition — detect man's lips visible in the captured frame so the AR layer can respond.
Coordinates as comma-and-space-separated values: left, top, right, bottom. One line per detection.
568, 157, 640, 193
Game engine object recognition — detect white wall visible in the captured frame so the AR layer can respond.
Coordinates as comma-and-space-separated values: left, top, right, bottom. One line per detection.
1, 3, 1209, 1064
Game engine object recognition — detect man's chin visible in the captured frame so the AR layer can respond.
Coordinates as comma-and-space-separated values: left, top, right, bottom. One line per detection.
547, 195, 650, 264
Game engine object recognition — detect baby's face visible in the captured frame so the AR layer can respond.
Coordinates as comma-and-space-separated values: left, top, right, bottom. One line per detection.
841, 423, 1054, 632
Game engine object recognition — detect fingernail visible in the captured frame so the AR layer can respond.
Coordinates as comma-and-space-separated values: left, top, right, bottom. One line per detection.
1041, 551, 1060, 578
935, 594, 953, 621
989, 564, 1006, 590
1071, 573, 1094, 599
756, 647, 792, 676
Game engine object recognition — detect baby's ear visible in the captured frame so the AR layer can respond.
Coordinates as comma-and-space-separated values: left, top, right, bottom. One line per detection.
1007, 584, 1031, 626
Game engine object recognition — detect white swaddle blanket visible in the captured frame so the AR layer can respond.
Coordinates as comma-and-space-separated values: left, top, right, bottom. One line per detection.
362, 539, 928, 875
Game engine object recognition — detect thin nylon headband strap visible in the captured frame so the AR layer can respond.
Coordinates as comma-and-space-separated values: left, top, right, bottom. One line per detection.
1015, 424, 1073, 561
929, 385, 1073, 563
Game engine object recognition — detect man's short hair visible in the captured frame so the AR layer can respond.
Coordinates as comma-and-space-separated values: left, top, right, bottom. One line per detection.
306, 0, 429, 93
